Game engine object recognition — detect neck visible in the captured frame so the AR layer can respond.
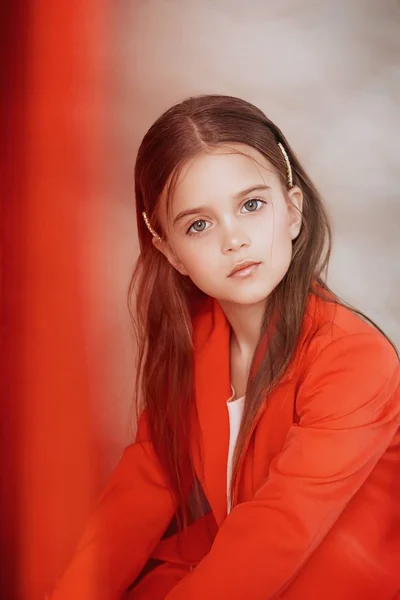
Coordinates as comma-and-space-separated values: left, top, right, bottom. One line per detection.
217, 298, 267, 356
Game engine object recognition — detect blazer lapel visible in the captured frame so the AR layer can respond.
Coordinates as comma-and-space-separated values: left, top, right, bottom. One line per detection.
189, 289, 320, 525
192, 298, 232, 526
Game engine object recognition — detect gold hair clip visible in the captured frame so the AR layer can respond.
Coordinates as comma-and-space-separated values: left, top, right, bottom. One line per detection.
277, 142, 294, 189
142, 211, 162, 242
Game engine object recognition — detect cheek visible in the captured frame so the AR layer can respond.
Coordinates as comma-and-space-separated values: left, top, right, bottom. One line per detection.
175, 240, 215, 272
190, 260, 217, 287
175, 243, 223, 293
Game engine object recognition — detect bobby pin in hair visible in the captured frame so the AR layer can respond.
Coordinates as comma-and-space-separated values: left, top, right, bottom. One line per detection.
142, 211, 162, 242
277, 142, 294, 189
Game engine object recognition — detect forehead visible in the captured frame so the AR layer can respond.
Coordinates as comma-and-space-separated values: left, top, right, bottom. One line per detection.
165, 143, 278, 210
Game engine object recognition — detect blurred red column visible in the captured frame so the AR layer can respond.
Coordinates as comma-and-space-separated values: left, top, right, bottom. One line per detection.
1, 3, 30, 597
1, 1, 111, 598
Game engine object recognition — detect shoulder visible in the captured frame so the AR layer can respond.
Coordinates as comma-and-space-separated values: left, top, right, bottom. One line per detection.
299, 291, 399, 379
293, 291, 400, 423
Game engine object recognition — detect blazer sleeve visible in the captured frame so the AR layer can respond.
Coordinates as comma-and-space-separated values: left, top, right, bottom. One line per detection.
50, 409, 177, 600
165, 332, 400, 600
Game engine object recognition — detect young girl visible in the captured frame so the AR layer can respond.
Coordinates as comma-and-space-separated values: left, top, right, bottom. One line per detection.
51, 95, 400, 600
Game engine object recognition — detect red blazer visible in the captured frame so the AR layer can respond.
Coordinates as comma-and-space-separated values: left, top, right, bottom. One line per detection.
51, 292, 400, 600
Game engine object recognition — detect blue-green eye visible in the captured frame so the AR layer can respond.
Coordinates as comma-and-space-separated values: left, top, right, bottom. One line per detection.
187, 219, 209, 234
242, 198, 264, 213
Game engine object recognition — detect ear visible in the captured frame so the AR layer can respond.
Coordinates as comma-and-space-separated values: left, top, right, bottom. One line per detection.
152, 237, 189, 276
286, 185, 303, 241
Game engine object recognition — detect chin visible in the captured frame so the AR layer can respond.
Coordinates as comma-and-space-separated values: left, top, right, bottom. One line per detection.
219, 288, 271, 307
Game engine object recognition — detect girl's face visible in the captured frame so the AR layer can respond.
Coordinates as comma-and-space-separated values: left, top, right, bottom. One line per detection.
155, 143, 303, 306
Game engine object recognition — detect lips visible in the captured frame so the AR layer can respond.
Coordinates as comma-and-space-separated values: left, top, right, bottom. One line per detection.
228, 260, 260, 277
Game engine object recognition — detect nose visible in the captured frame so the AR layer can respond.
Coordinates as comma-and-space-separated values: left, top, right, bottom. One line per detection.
221, 224, 251, 254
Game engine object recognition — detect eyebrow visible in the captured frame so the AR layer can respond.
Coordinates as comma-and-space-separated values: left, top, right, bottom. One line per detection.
172, 184, 271, 225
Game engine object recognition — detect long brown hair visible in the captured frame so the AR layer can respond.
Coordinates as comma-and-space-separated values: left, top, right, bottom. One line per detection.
129, 94, 397, 528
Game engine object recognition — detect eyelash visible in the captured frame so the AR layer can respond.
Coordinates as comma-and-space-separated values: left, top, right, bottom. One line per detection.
186, 197, 267, 236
